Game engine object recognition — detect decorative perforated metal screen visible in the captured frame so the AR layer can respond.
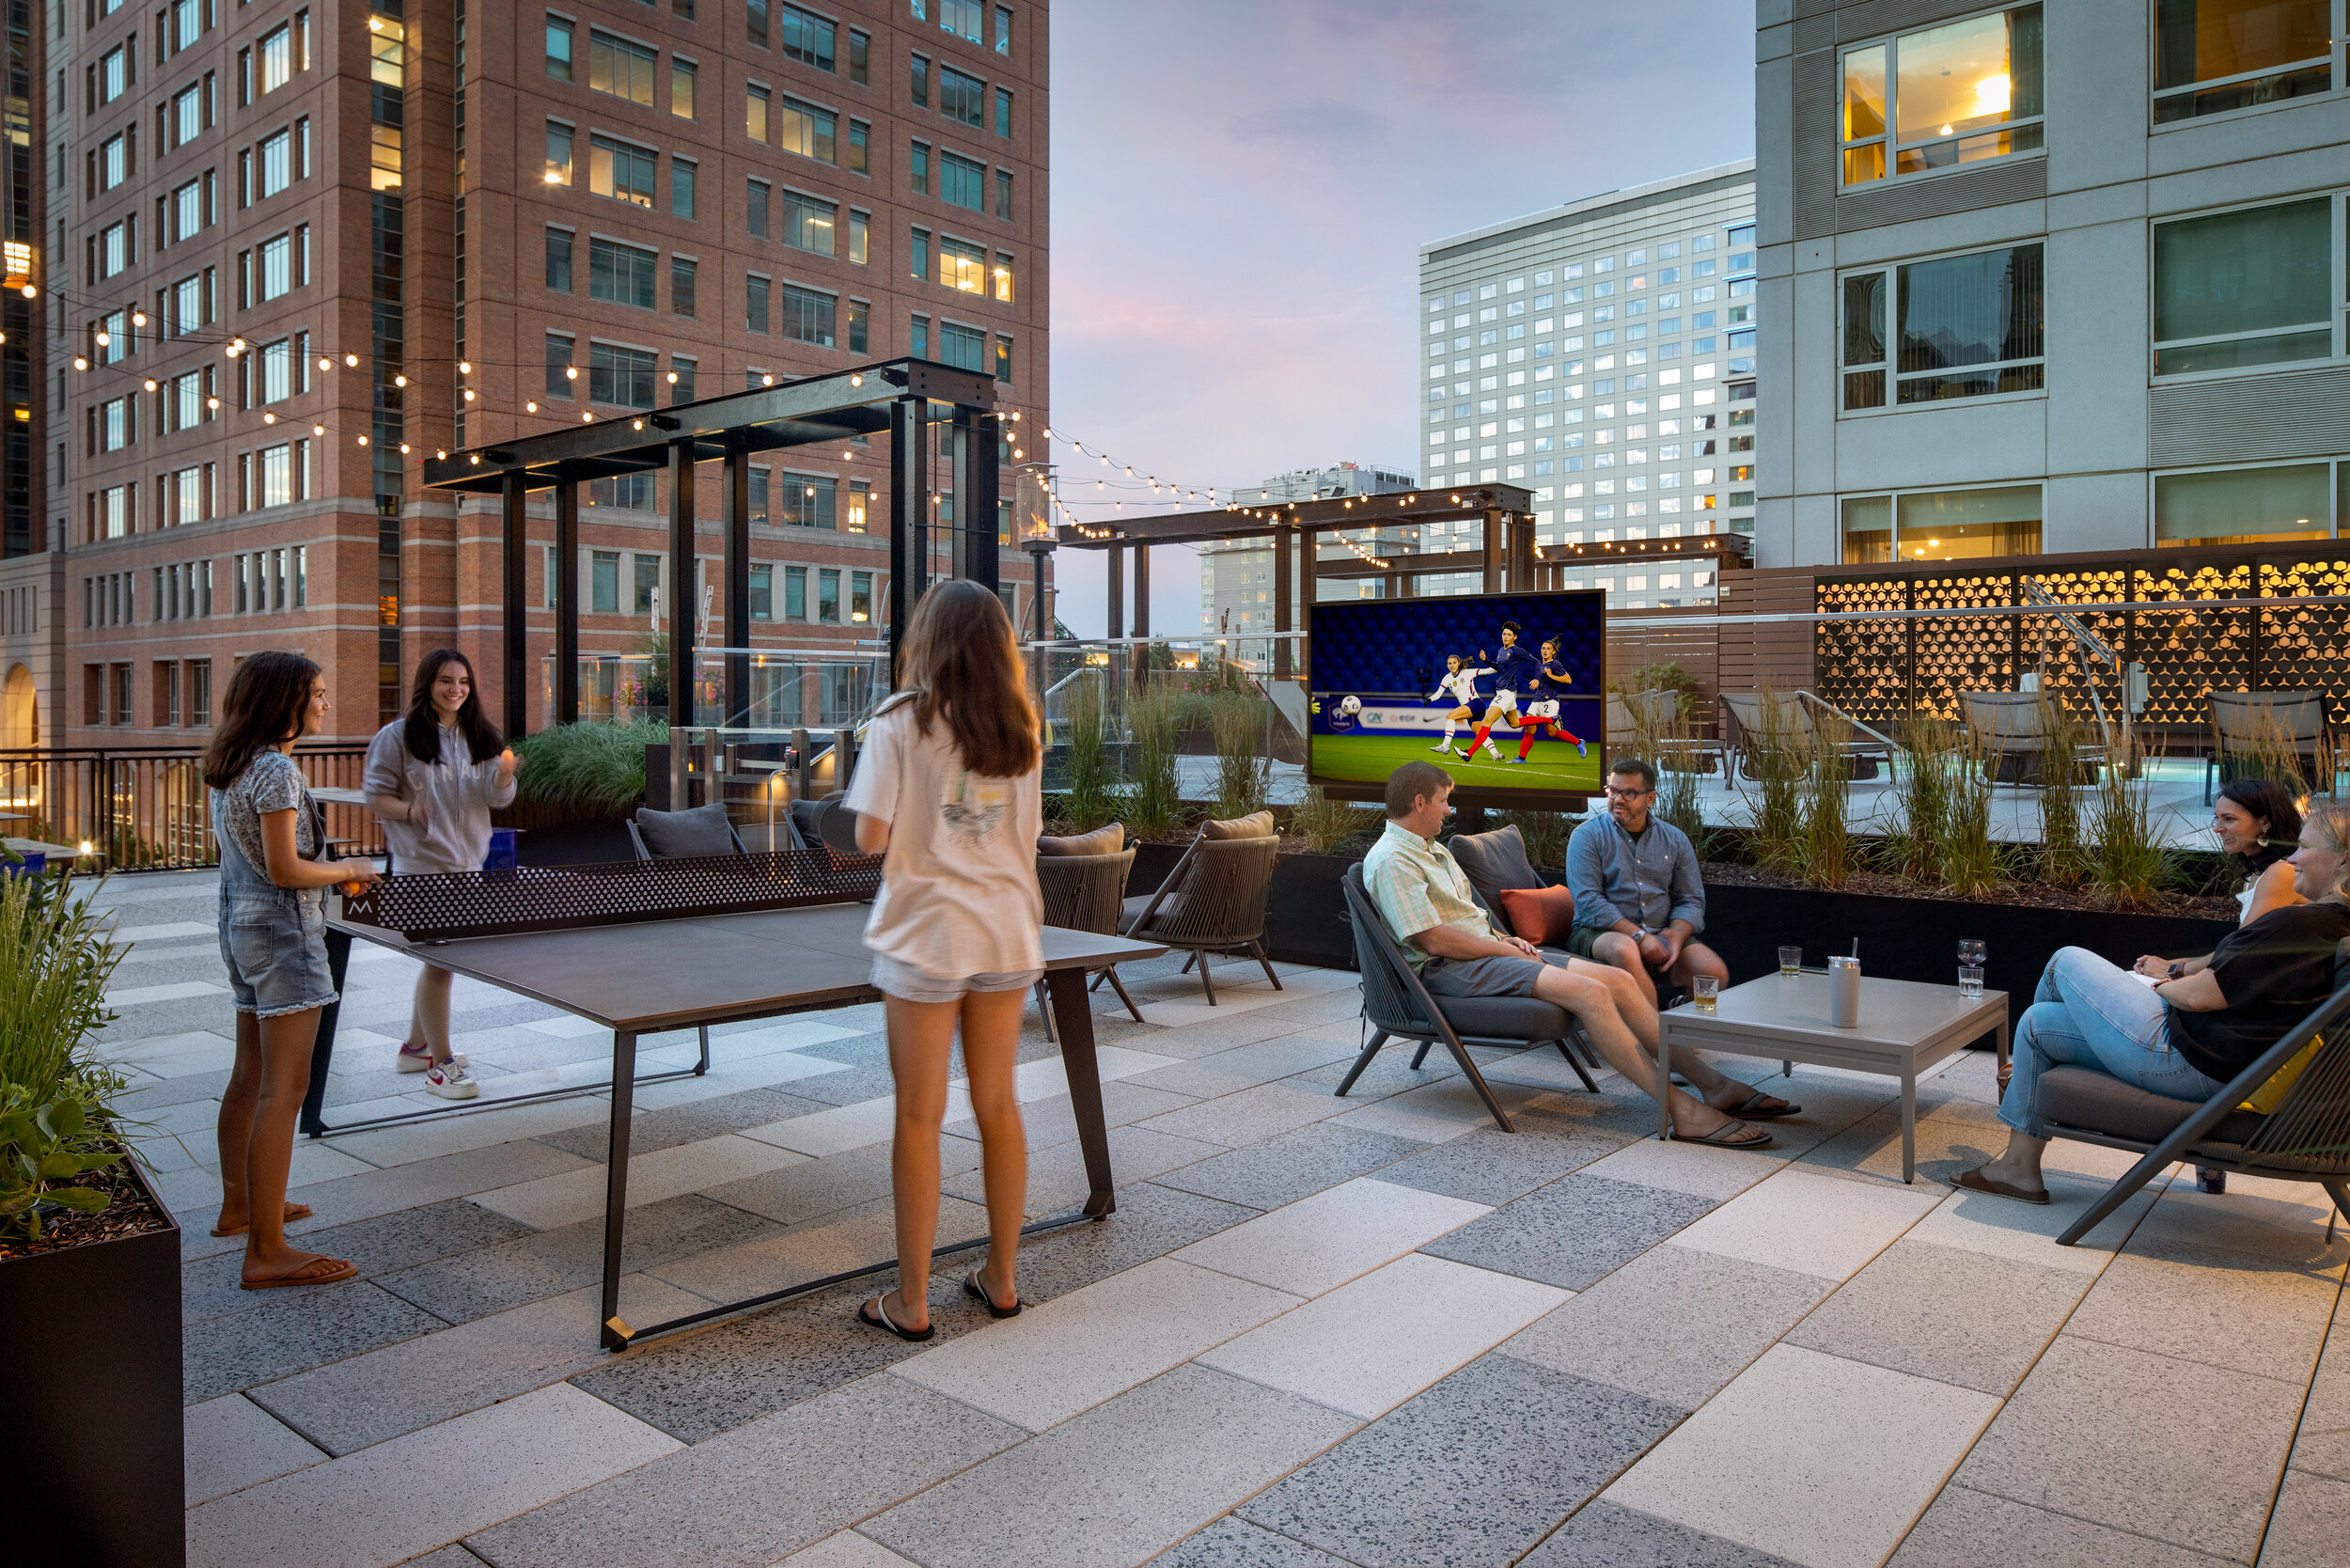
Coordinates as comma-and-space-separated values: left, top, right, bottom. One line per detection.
1815, 546, 2350, 728
340, 850, 884, 941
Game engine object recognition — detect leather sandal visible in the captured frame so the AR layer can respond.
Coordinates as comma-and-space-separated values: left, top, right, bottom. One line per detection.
964, 1266, 1021, 1319
1951, 1168, 2050, 1205
858, 1294, 936, 1342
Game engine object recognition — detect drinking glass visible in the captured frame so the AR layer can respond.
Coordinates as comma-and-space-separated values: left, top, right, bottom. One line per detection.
1958, 939, 1986, 968
1693, 975, 1720, 1012
1959, 965, 1984, 1000
1778, 946, 1802, 978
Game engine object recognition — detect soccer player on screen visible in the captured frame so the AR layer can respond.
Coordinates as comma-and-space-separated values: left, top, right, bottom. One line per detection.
1461, 621, 1540, 763
1426, 653, 1495, 754
1515, 635, 1589, 760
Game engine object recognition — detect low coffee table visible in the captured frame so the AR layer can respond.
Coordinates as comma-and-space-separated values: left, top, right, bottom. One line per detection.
1658, 972, 2010, 1182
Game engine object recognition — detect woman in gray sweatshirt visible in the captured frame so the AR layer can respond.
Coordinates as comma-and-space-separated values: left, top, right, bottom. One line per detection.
363, 649, 520, 1099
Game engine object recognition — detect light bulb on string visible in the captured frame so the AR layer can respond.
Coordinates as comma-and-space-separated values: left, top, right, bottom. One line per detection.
313, 424, 325, 435
345, 353, 358, 368
526, 400, 538, 413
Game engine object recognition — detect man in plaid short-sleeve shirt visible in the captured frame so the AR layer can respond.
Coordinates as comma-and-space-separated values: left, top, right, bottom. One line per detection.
1361, 760, 1781, 1150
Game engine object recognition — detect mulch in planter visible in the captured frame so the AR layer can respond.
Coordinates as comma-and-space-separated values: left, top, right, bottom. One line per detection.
0, 1163, 171, 1262
1700, 860, 2241, 922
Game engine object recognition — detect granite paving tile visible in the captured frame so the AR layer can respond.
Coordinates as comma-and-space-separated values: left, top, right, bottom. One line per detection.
1153, 1121, 1425, 1211
470, 1372, 1025, 1568
1786, 1238, 2092, 1395
1904, 1168, 2167, 1275
1953, 1335, 2310, 1560
471, 1133, 812, 1230
1286, 1044, 1466, 1104
1574, 1132, 1790, 1200
1665, 1167, 1940, 1281
118, 1066, 234, 1114
567, 1276, 1005, 1445
1010, 1181, 1266, 1305
646, 1191, 992, 1305
704, 1139, 979, 1229
186, 1383, 681, 1568
2126, 1175, 2350, 1271
405, 1547, 497, 1567
249, 1275, 710, 1455
1372, 1114, 1631, 1206
531, 1085, 837, 1161
895, 1254, 1303, 1431
1146, 1517, 1355, 1566
1128, 1081, 1344, 1147
181, 1199, 538, 1326
2289, 1308, 2350, 1482
279, 1137, 599, 1231
182, 1280, 449, 1403
1885, 1482, 2238, 1568
1123, 1034, 1362, 1099
2259, 1467, 2350, 1568
1794, 1097, 2012, 1189
322, 1096, 623, 1168
1521, 1499, 1808, 1567
941, 1121, 1226, 1217
1418, 1172, 1717, 1291
1500, 1242, 1831, 1408
1238, 1353, 1684, 1567
773, 1060, 904, 1107
184, 1393, 328, 1505
1603, 1343, 2001, 1568
951, 1079, 1203, 1150
375, 1194, 782, 1325
864, 1364, 1360, 1568
2063, 1239, 2345, 1383
1115, 1009, 1332, 1058
1173, 1176, 1490, 1296
773, 1534, 922, 1568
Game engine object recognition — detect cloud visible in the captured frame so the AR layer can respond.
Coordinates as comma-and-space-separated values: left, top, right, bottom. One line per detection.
1227, 98, 1391, 145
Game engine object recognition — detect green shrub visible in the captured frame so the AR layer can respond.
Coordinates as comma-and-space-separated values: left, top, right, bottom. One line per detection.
1061, 680, 1119, 832
1291, 788, 1381, 855
2089, 741, 2173, 908
0, 872, 127, 1240
1125, 686, 1183, 837
1496, 809, 1569, 868
512, 718, 668, 817
1211, 693, 1271, 820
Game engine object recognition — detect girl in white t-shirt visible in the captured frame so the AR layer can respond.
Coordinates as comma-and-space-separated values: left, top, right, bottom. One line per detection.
844, 581, 1044, 1341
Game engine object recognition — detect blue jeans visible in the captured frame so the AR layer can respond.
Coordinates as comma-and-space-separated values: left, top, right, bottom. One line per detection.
1998, 946, 2226, 1137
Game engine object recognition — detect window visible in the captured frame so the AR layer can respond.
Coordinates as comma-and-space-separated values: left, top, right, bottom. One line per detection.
910, 226, 930, 279
848, 298, 870, 352
589, 341, 658, 408
850, 29, 870, 85
941, 0, 984, 42
911, 313, 930, 358
779, 284, 837, 346
548, 16, 574, 78
591, 549, 620, 612
910, 140, 930, 195
671, 159, 696, 218
941, 320, 984, 371
911, 53, 929, 108
101, 44, 128, 104
588, 30, 658, 106
259, 444, 296, 509
996, 5, 1013, 54
780, 473, 838, 527
2156, 461, 2344, 544
784, 565, 807, 619
190, 660, 212, 727
818, 568, 840, 622
748, 178, 770, 238
259, 23, 295, 93
995, 167, 1012, 219
173, 83, 203, 147
588, 134, 658, 206
776, 4, 837, 71
633, 554, 662, 614
588, 238, 659, 308
995, 333, 1012, 382
546, 122, 573, 185
940, 66, 984, 126
750, 563, 774, 619
848, 480, 871, 533
2154, 0, 2334, 124
937, 236, 985, 291
2153, 196, 2339, 376
547, 334, 577, 397
994, 252, 1014, 302
995, 86, 1013, 138
747, 273, 771, 333
849, 209, 870, 263
670, 355, 697, 400
172, 179, 204, 242
100, 133, 128, 191
746, 83, 770, 142
778, 96, 837, 162
671, 256, 697, 317
672, 58, 696, 118
258, 127, 295, 197
1841, 243, 2044, 409
1840, 484, 2042, 562
848, 119, 870, 173
258, 231, 298, 300
941, 150, 984, 210
1841, 6, 2044, 185
781, 190, 838, 254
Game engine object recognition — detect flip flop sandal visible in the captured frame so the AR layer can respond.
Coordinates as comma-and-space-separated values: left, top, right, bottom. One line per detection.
858, 1294, 936, 1342
1724, 1089, 1803, 1120
211, 1202, 315, 1238
964, 1267, 1022, 1319
241, 1256, 358, 1290
1951, 1168, 2051, 1205
1672, 1119, 1775, 1151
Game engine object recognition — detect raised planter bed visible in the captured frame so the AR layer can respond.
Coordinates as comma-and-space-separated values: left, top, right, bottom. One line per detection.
0, 1158, 184, 1566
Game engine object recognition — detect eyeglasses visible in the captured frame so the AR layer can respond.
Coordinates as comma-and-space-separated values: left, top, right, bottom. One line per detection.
1605, 785, 1653, 799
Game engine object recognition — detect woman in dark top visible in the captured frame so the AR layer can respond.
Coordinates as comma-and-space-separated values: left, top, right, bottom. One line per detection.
2132, 778, 2302, 980
1957, 802, 2350, 1204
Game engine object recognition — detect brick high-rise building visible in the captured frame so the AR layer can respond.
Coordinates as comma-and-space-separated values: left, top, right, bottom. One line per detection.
19, 0, 1046, 748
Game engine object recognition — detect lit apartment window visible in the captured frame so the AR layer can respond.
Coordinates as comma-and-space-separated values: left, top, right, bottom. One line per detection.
1841, 6, 2044, 186
2154, 459, 2349, 546
259, 24, 295, 94
1840, 243, 2044, 409
545, 122, 573, 185
780, 190, 838, 255
671, 58, 696, 118
778, 96, 837, 163
588, 30, 658, 106
1840, 484, 2042, 563
588, 134, 658, 207
939, 236, 984, 292
2153, 194, 2342, 377
2154, 0, 2335, 124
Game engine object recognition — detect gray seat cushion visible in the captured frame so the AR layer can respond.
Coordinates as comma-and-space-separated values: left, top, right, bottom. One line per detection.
1433, 995, 1574, 1043
2035, 1065, 2266, 1148
634, 803, 740, 858
1121, 889, 1185, 933
1448, 825, 1546, 938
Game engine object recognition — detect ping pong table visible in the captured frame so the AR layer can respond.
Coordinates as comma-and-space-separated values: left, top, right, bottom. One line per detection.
333, 849, 1166, 1349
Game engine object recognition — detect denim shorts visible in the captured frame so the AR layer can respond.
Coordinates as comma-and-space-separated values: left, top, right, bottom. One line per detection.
218, 886, 339, 1018
870, 953, 1044, 1004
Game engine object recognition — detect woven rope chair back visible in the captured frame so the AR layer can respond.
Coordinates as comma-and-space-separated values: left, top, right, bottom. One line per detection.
1034, 848, 1135, 937
1961, 691, 2048, 750
1721, 691, 1810, 746
2241, 1024, 2350, 1176
1341, 863, 1439, 1038
1137, 835, 1279, 945
2211, 690, 2325, 748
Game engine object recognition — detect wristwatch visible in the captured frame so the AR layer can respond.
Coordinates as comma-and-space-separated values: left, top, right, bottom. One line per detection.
2168, 961, 2185, 980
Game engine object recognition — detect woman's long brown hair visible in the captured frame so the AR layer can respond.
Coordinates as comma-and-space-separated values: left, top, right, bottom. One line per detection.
890, 580, 1040, 777
202, 651, 321, 789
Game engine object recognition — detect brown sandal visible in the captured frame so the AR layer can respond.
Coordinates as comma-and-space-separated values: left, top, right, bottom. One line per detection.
1951, 1168, 2050, 1205
241, 1254, 358, 1290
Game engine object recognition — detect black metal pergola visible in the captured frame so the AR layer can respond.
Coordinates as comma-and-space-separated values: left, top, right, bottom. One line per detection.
422, 358, 1002, 736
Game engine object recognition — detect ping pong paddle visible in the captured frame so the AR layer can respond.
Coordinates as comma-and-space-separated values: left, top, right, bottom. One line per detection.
816, 795, 863, 854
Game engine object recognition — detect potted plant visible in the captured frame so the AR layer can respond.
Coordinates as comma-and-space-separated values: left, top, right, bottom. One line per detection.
0, 864, 184, 1567
506, 717, 666, 862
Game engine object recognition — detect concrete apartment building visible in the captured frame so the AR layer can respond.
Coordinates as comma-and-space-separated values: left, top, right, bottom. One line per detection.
1756, 0, 2350, 568
4, 0, 1045, 749
1198, 461, 1411, 635
1419, 162, 1757, 609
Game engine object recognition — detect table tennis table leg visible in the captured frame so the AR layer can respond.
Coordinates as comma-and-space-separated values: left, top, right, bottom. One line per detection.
600, 1030, 638, 1351
1044, 968, 1117, 1218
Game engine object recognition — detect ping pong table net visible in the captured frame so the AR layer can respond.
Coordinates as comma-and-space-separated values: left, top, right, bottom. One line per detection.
339, 848, 884, 941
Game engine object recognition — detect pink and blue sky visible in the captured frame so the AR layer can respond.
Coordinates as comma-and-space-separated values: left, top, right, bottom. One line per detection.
1045, 0, 1756, 635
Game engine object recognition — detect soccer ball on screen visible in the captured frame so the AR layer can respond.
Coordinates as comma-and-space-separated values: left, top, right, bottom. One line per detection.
1337, 695, 1363, 717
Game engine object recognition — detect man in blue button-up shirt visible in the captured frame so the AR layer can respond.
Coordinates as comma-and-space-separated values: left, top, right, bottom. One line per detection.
1565, 757, 1733, 1011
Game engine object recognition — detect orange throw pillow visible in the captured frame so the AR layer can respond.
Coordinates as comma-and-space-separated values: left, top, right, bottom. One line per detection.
1496, 885, 1576, 947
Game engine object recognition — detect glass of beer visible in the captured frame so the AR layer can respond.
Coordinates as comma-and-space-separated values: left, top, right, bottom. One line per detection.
1693, 975, 1720, 1012
1778, 946, 1802, 978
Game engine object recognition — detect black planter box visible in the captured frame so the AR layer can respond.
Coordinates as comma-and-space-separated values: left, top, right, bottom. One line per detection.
0, 1158, 185, 1567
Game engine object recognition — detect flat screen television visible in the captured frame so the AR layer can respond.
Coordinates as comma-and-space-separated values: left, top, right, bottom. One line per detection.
1307, 588, 1606, 807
